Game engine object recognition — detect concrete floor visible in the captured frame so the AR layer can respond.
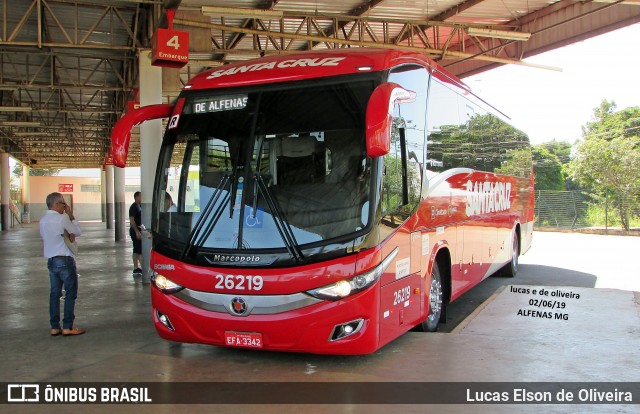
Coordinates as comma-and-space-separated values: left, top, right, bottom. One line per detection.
1, 222, 638, 413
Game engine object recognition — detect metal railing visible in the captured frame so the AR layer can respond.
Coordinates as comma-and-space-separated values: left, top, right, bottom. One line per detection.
535, 189, 640, 231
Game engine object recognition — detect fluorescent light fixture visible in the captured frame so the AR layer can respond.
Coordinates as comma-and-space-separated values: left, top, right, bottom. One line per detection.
1, 121, 41, 127
202, 6, 284, 19
187, 60, 225, 67
0, 106, 32, 112
224, 53, 263, 62
0, 86, 18, 91
466, 27, 531, 41
13, 131, 50, 136
68, 126, 106, 130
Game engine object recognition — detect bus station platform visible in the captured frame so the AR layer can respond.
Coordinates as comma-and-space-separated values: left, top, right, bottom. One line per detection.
1, 222, 639, 413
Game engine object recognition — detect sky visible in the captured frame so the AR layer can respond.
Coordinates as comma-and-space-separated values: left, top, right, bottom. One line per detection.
11, 22, 640, 176
467, 22, 640, 146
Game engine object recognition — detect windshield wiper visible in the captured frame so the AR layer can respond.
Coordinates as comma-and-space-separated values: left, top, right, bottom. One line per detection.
253, 173, 304, 262
251, 136, 265, 215
181, 173, 232, 258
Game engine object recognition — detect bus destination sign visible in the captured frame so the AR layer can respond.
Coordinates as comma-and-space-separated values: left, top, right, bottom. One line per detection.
193, 95, 248, 114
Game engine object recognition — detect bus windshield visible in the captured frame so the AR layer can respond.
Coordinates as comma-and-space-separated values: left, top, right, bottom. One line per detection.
153, 76, 375, 260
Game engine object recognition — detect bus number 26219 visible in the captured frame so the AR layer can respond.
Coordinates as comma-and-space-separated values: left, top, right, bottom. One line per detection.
215, 275, 264, 291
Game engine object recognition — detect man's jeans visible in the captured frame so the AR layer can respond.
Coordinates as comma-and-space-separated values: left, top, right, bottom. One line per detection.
48, 256, 78, 330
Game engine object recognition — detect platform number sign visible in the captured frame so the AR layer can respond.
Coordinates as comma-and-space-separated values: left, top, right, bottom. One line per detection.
151, 28, 189, 68
167, 35, 181, 50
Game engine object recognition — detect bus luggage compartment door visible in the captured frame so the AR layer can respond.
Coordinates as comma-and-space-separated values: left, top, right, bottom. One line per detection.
378, 273, 422, 347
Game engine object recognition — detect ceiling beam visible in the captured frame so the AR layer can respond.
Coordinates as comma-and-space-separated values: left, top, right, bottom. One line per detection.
394, 0, 488, 45
1, 1, 139, 51
175, 17, 558, 70
444, 0, 640, 77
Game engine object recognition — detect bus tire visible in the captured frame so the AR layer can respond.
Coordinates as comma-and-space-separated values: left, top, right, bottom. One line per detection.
499, 231, 519, 278
419, 262, 444, 332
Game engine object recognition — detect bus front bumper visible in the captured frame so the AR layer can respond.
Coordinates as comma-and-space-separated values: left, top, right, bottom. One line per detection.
150, 283, 381, 355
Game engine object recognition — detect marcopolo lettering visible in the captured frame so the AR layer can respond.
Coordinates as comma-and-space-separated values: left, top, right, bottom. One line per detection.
213, 254, 260, 263
206, 57, 346, 80
465, 180, 512, 217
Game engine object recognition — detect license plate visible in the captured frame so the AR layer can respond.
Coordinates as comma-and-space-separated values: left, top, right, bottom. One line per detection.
224, 331, 263, 349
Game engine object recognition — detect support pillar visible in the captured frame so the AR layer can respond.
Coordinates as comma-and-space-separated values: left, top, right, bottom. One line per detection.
105, 164, 114, 230
114, 166, 126, 242
21, 165, 30, 224
101, 167, 106, 222
0, 153, 9, 231
139, 49, 163, 281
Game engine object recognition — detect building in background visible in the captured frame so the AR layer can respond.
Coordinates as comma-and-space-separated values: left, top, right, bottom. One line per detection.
28, 176, 140, 222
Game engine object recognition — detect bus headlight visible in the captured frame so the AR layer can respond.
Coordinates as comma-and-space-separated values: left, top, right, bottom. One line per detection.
306, 247, 398, 301
307, 280, 352, 300
151, 273, 184, 294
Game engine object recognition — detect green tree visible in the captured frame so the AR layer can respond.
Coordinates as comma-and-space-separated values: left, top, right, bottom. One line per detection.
536, 140, 575, 190
495, 145, 564, 190
568, 100, 640, 229
583, 100, 640, 142
13, 164, 61, 176
533, 146, 564, 190
494, 148, 532, 179
428, 113, 529, 173
538, 140, 571, 164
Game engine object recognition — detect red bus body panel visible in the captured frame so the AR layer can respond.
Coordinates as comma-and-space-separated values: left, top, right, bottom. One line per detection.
185, 49, 465, 91
110, 104, 173, 168
151, 250, 381, 355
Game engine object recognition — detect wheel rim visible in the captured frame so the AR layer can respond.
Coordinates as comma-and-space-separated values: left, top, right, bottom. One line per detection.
428, 278, 443, 321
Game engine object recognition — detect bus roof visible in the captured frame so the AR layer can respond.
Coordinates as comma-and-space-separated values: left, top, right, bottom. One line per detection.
185, 48, 467, 91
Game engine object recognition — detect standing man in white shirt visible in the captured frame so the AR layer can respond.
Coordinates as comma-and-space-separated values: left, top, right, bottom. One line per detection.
39, 192, 86, 336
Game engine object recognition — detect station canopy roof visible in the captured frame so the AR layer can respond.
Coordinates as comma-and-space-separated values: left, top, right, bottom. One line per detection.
1, 0, 638, 168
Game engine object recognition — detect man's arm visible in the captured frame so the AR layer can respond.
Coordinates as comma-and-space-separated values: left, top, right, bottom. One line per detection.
129, 205, 141, 239
63, 204, 82, 238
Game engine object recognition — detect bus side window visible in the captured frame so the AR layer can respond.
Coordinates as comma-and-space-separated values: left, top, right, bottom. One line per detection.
426, 79, 465, 172
427, 76, 531, 177
382, 65, 428, 222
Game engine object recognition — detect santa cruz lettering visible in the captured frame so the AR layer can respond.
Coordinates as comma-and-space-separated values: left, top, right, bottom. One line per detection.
206, 57, 346, 80
465, 180, 512, 217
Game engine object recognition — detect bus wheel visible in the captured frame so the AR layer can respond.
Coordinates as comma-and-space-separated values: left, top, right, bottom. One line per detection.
500, 231, 519, 278
420, 262, 444, 332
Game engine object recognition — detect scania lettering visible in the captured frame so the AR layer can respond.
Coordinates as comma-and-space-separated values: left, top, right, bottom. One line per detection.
111, 49, 534, 355
153, 264, 175, 271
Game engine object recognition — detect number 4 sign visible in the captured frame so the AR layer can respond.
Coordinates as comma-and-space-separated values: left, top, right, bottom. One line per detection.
151, 28, 189, 68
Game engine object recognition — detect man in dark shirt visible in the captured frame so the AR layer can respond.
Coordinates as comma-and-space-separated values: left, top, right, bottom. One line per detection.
129, 191, 142, 277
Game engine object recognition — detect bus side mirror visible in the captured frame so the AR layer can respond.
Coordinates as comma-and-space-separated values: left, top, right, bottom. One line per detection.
365, 83, 416, 157
111, 103, 174, 167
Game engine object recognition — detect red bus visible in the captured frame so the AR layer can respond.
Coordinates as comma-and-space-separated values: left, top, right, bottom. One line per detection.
112, 49, 534, 355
